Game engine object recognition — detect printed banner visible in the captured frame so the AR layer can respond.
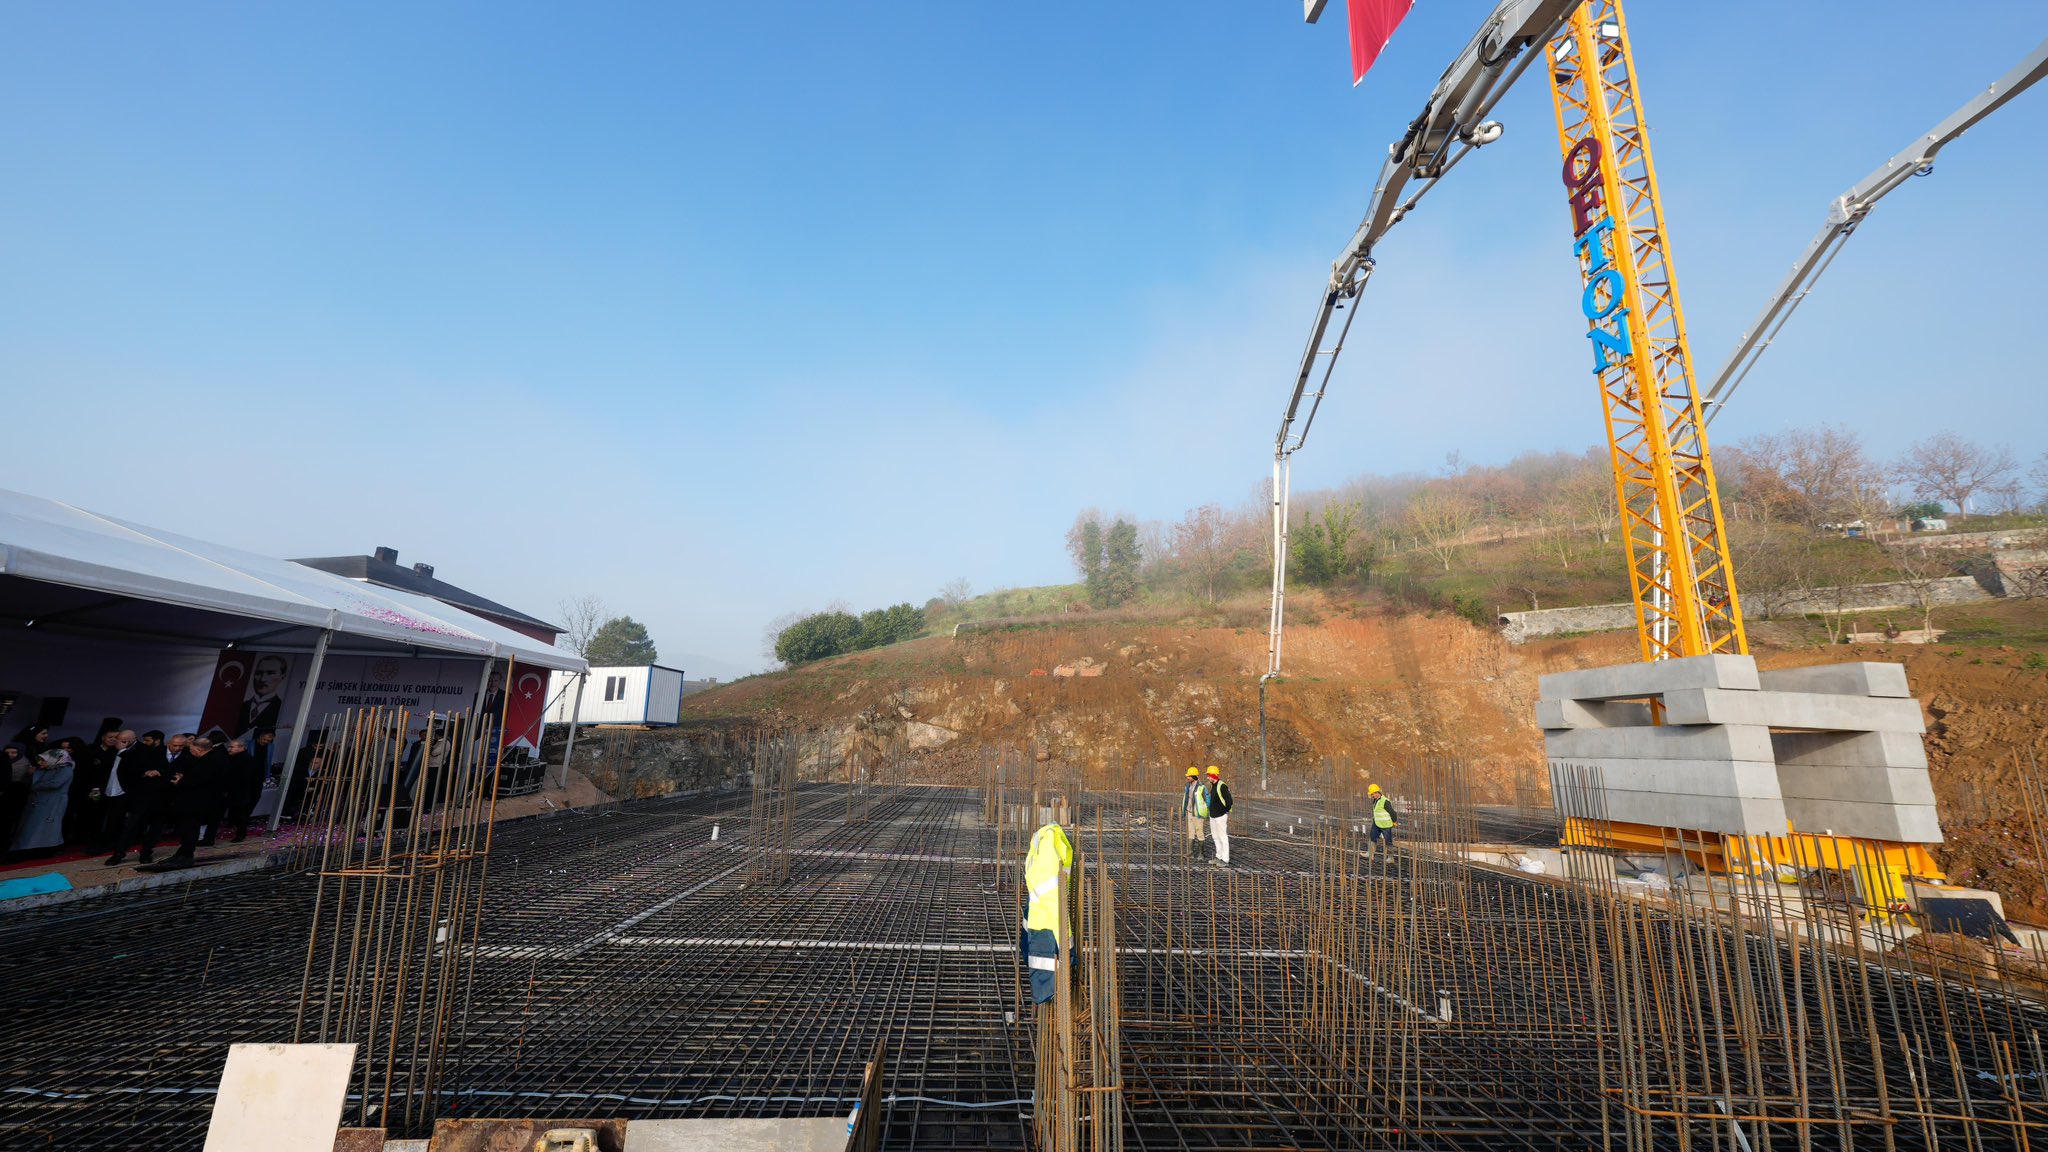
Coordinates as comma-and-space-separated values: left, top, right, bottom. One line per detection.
198, 651, 481, 744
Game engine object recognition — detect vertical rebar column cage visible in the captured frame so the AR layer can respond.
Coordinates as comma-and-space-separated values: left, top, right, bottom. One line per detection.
293, 703, 505, 1137
748, 732, 798, 885
1546, 0, 1745, 662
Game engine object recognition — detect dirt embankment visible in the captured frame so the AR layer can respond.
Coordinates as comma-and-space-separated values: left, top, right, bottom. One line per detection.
620, 595, 2046, 916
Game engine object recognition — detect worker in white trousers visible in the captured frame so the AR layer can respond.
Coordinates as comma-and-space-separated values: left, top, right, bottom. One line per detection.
1202, 764, 1234, 867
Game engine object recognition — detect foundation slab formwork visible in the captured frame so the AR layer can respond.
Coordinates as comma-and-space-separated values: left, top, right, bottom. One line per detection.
1540, 654, 1942, 847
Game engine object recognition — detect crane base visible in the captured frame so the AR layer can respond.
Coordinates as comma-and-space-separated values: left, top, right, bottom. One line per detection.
1540, 654, 1945, 908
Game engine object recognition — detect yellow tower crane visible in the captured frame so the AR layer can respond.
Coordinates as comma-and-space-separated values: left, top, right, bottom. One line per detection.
1277, 0, 2047, 900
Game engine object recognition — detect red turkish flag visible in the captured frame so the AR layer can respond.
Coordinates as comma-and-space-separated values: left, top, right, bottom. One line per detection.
1348, 0, 1415, 85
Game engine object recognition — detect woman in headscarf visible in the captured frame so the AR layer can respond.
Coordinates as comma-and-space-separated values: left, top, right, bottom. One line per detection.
12, 747, 74, 853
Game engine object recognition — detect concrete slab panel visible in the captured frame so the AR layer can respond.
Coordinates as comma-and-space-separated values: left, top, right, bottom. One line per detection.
1545, 723, 1775, 764
202, 1043, 354, 1152
1661, 688, 1925, 734
1776, 764, 1938, 807
1757, 662, 1911, 698
623, 1117, 850, 1151
1546, 757, 1781, 801
1781, 798, 1944, 843
1538, 654, 1759, 703
1771, 730, 1929, 770
1595, 788, 1789, 836
1536, 697, 1656, 730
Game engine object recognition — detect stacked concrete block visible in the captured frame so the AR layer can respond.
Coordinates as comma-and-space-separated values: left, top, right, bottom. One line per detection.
1539, 655, 1941, 844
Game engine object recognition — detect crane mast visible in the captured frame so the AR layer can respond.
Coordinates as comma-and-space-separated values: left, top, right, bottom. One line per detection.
1544, 1, 1744, 663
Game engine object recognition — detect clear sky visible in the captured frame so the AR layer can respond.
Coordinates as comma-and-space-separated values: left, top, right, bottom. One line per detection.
4, 2, 2043, 676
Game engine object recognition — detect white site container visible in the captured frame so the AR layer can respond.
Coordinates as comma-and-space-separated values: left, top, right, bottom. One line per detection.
546, 664, 685, 726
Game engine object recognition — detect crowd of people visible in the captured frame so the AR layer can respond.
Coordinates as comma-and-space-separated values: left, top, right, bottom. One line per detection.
3, 720, 281, 865
3, 708, 510, 869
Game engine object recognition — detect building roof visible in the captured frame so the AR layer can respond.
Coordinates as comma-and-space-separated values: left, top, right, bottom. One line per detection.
293, 548, 562, 636
0, 488, 586, 672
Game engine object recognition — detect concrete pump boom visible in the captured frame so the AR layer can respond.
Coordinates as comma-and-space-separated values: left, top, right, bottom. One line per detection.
1261, 0, 1579, 784
1703, 37, 2048, 423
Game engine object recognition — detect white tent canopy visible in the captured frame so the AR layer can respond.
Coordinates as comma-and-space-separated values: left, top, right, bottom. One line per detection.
0, 487, 584, 673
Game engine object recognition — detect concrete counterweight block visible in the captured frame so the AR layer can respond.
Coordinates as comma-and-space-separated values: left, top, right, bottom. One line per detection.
1538, 656, 1942, 846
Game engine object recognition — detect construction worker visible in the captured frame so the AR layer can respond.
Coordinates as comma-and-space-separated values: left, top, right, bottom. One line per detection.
1182, 767, 1209, 858
1202, 765, 1233, 867
1019, 822, 1074, 1004
1367, 783, 1398, 856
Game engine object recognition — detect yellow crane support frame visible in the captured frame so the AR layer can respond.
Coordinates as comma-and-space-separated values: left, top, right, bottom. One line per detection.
1544, 0, 1939, 906
1545, 0, 1745, 665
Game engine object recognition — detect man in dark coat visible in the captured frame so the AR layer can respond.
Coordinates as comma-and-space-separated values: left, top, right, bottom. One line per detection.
106, 731, 172, 866
96, 730, 140, 852
220, 738, 266, 843
63, 735, 112, 847
163, 736, 227, 864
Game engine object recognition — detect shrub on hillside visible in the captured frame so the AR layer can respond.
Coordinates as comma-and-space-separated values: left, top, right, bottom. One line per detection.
774, 602, 928, 666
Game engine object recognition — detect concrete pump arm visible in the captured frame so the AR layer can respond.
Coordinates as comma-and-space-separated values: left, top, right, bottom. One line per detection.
1702, 37, 2048, 423
1266, 0, 1579, 717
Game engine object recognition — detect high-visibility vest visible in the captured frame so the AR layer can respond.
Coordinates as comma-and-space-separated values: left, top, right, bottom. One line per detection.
1372, 795, 1395, 829
1194, 784, 1211, 818
1024, 823, 1073, 943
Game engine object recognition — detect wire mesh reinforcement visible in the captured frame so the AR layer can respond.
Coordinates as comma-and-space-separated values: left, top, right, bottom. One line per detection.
0, 747, 2043, 1149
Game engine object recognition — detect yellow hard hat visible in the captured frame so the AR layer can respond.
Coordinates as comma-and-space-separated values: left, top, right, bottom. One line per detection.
1368, 783, 1382, 795
1185, 767, 1200, 778
1205, 765, 1220, 777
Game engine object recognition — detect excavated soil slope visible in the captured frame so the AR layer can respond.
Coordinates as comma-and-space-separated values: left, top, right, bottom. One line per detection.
662, 599, 2047, 914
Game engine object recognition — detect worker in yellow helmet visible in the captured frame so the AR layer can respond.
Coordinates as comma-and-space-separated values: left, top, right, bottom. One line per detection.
1367, 783, 1399, 858
1019, 822, 1074, 1004
1181, 767, 1209, 859
1202, 765, 1234, 867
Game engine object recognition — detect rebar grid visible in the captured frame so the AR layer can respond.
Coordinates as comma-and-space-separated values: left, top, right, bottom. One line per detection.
1, 746, 2045, 1151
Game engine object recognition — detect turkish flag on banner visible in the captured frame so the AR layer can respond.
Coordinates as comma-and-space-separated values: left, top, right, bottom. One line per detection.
1348, 0, 1415, 85
500, 663, 550, 752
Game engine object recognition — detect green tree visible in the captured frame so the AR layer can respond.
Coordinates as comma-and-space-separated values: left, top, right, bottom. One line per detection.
1291, 501, 1364, 586
854, 603, 926, 650
774, 611, 859, 665
585, 616, 658, 665
1100, 519, 1141, 606
1067, 515, 1106, 601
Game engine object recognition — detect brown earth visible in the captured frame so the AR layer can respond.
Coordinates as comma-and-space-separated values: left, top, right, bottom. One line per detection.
654, 591, 2048, 917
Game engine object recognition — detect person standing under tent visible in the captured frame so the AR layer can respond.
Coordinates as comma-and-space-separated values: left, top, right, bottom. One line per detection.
96, 730, 138, 852
62, 736, 106, 847
1019, 822, 1074, 1006
1181, 766, 1209, 859
1202, 765, 1233, 868
12, 748, 74, 854
1367, 783, 1399, 856
221, 738, 265, 843
106, 732, 172, 866
163, 736, 225, 864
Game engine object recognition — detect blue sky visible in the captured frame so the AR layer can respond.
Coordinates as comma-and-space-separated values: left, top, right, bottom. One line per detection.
4, 2, 2043, 675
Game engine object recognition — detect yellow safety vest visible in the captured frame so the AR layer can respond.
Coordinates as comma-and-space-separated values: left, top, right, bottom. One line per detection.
1373, 795, 1395, 829
1024, 823, 1074, 942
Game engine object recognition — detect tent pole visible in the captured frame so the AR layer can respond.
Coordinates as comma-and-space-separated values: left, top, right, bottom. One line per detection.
558, 672, 587, 791
267, 628, 332, 834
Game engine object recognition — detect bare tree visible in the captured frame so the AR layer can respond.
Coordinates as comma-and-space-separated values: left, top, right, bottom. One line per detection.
1171, 504, 1229, 603
1535, 497, 1580, 571
2031, 453, 2048, 512
1407, 486, 1480, 572
937, 577, 973, 608
1889, 544, 1957, 637
1894, 431, 2017, 519
557, 595, 609, 656
1805, 542, 1886, 645
1728, 520, 1810, 621
1563, 463, 1619, 545
1729, 424, 1885, 526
